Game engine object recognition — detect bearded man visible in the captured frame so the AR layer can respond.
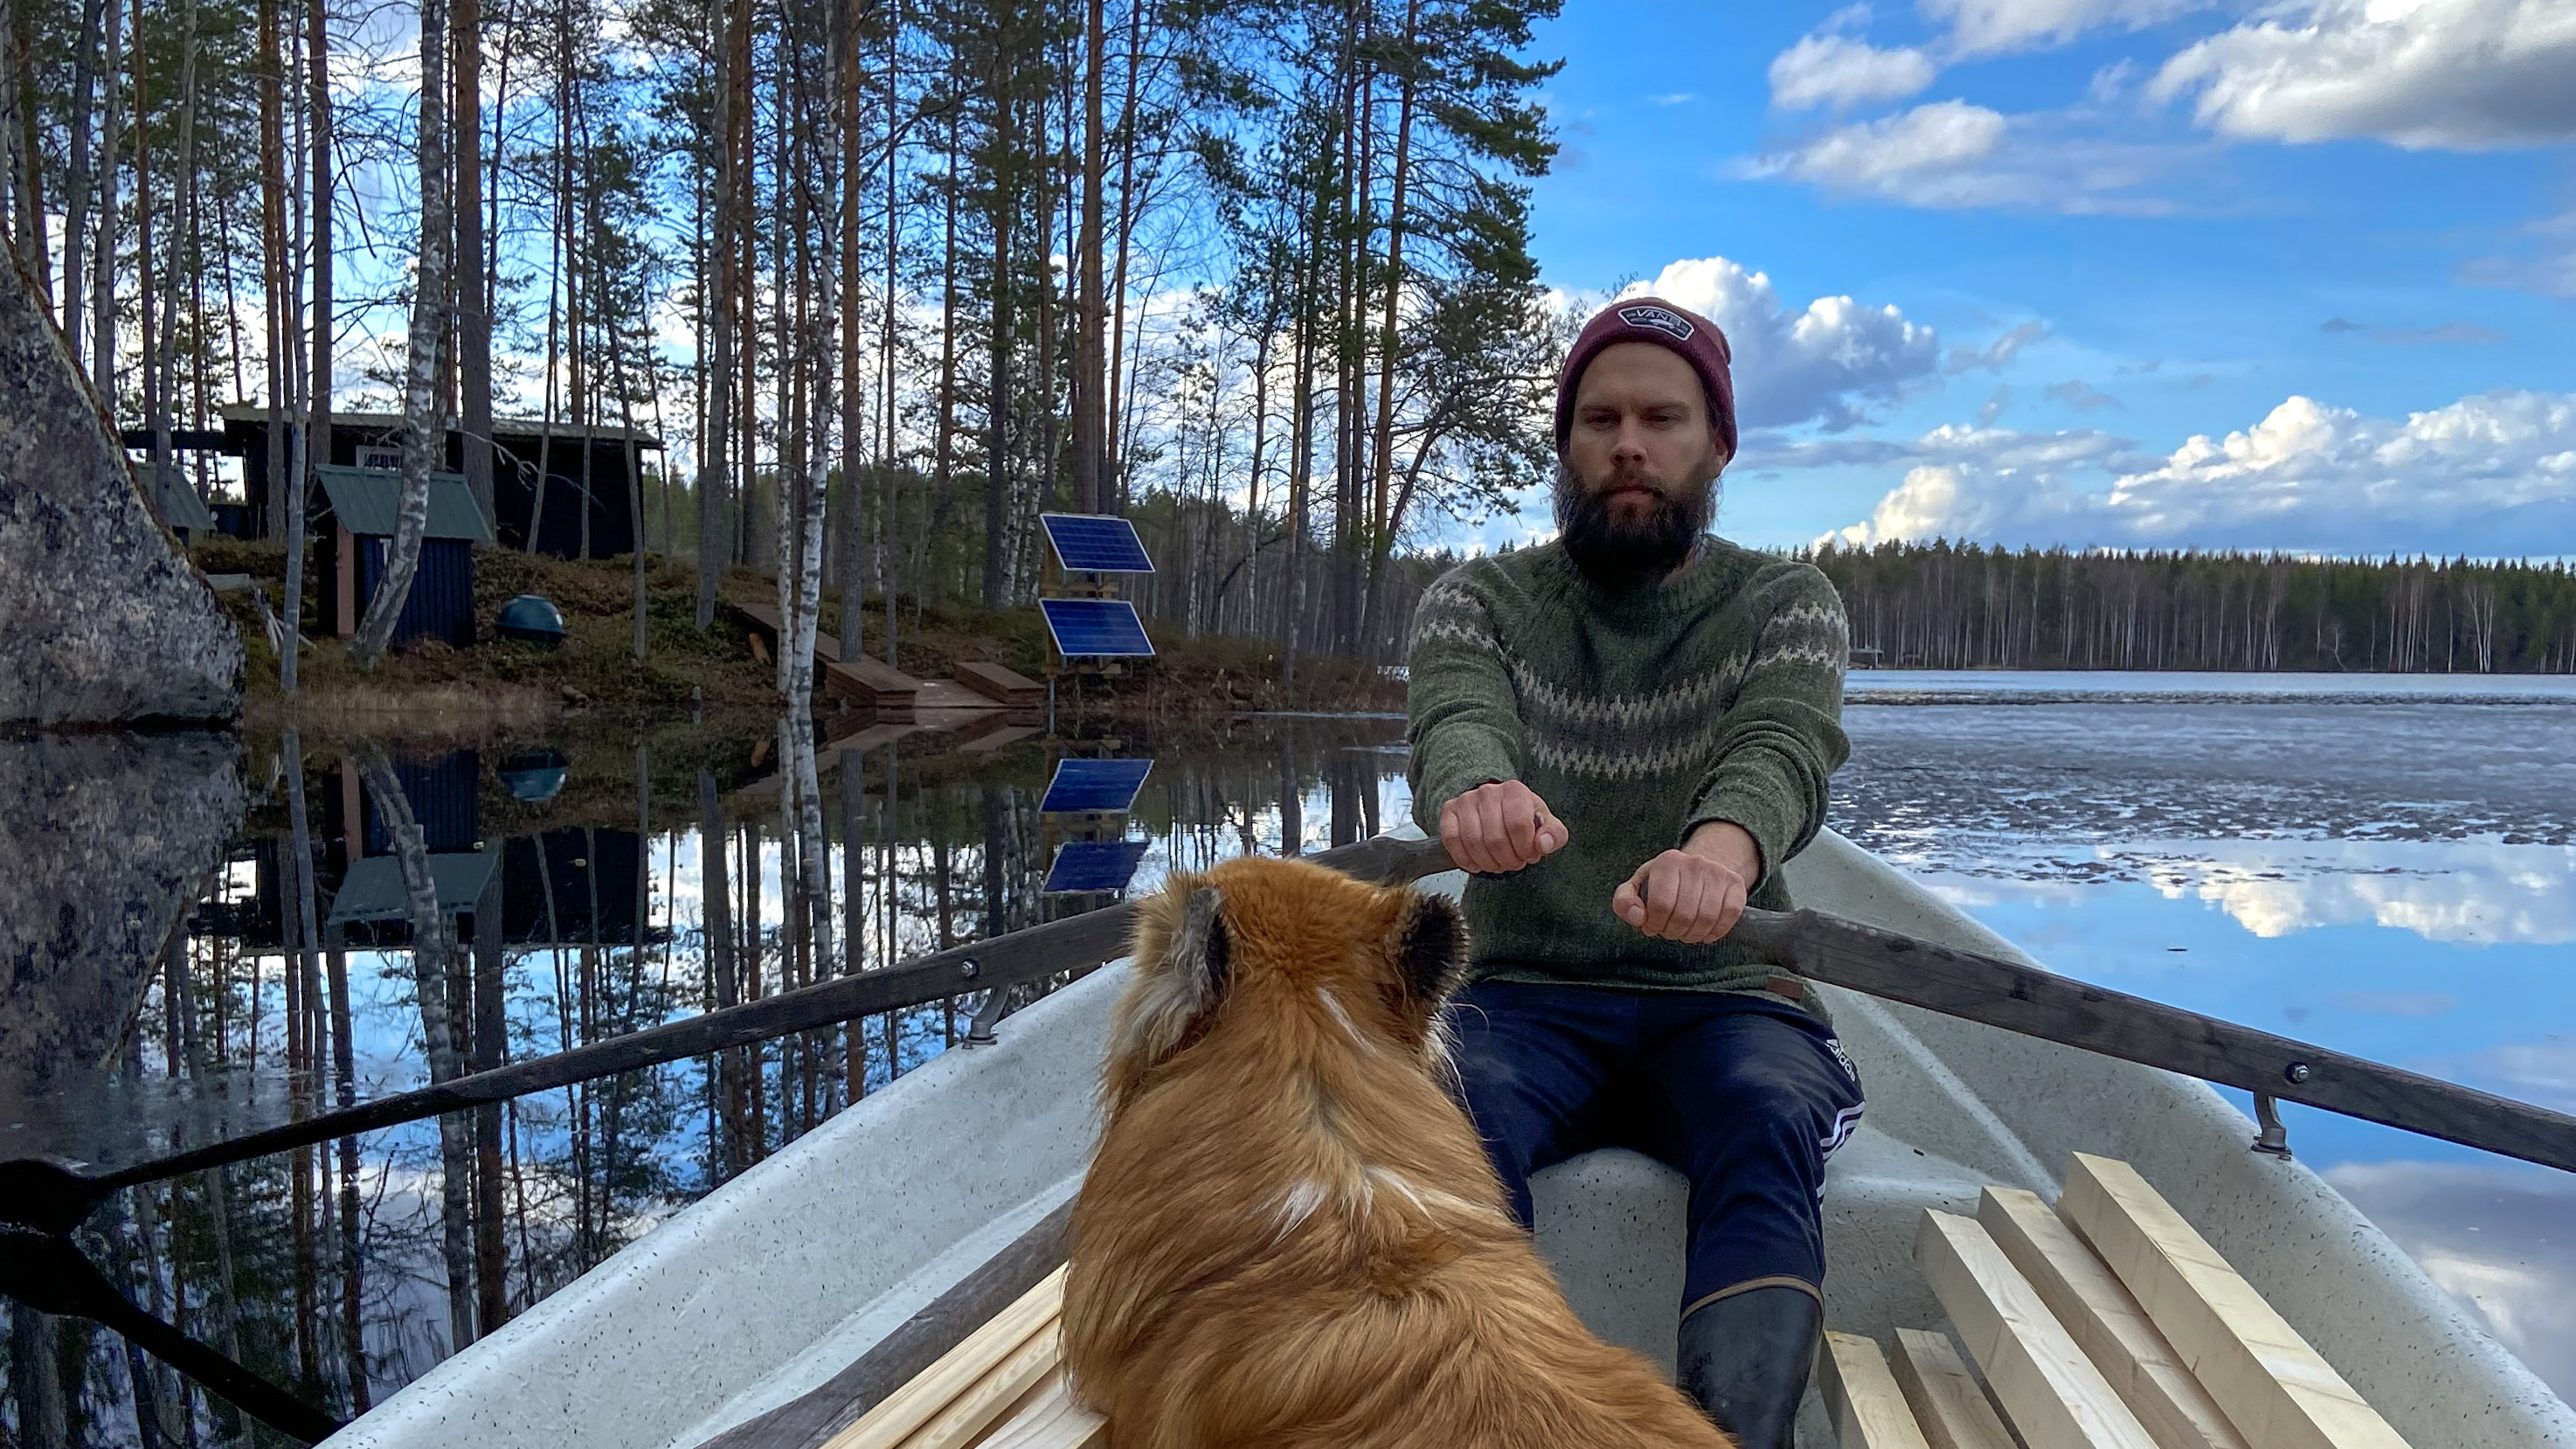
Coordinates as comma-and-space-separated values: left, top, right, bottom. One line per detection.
1405, 297, 1859, 1447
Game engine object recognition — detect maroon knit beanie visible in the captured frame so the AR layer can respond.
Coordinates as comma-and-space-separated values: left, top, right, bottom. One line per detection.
1555, 296, 1737, 461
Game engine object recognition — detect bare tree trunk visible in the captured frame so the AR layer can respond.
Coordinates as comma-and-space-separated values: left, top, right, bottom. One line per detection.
284, 0, 329, 690
283, 728, 328, 1390
1071, 0, 1104, 514
925, 103, 958, 567
876, 5, 901, 665
350, 0, 453, 666
700, 0, 748, 626
1358, 0, 1419, 658
1101, 0, 1144, 510
8, 0, 47, 310
261, 0, 291, 541
356, 746, 477, 1353
471, 858, 508, 1333
455, 0, 493, 526
981, 24, 1014, 609
699, 771, 744, 1175
151, 0, 202, 503
60, 0, 106, 368
9, 1305, 66, 1448
837, 0, 864, 657
87, 0, 120, 400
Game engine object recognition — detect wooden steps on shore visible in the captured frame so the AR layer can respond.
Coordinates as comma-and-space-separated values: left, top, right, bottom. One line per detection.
954, 662, 1045, 709
735, 601, 922, 711
735, 601, 1042, 716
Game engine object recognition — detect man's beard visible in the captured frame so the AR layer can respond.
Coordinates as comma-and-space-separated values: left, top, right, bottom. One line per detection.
1553, 458, 1718, 591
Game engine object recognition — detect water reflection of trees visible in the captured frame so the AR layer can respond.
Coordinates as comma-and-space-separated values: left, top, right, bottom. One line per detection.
7, 715, 1404, 1443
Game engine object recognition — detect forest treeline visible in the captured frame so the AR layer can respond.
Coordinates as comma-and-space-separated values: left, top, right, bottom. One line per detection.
0, 0, 1568, 675
1810, 541, 2576, 675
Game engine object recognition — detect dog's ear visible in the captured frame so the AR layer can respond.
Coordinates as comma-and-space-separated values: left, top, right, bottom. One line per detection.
1390, 891, 1468, 1008
1110, 884, 1232, 1079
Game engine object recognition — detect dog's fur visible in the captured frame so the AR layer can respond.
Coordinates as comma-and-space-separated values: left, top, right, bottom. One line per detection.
1063, 857, 1735, 1449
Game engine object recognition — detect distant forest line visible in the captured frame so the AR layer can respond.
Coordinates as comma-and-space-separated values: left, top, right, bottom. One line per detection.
1805, 541, 2576, 675
598, 475, 2576, 676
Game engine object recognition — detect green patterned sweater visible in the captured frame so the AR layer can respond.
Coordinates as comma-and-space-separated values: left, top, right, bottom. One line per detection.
1405, 536, 1851, 996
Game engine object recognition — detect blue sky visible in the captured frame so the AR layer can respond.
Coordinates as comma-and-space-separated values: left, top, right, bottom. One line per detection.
1500, 0, 2576, 557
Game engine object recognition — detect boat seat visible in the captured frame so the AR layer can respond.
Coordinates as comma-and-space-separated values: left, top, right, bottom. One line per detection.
1530, 1125, 1990, 1381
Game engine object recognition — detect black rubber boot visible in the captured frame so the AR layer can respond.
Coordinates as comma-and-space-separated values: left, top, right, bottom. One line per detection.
1676, 1285, 1822, 1449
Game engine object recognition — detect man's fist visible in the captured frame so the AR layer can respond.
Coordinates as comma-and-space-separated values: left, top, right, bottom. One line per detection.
1438, 780, 1568, 876
1612, 822, 1760, 944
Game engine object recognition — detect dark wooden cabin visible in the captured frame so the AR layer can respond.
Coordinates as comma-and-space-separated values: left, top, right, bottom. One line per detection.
207, 406, 659, 559
314, 466, 495, 648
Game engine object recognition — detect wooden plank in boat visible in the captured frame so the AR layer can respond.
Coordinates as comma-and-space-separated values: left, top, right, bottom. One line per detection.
1892, 1328, 2019, 1449
697, 1201, 1072, 1449
2058, 1154, 2413, 1449
821, 1266, 1066, 1449
974, 1375, 1104, 1449
1821, 1331, 1935, 1449
1916, 1210, 2159, 1449
1979, 1187, 2250, 1449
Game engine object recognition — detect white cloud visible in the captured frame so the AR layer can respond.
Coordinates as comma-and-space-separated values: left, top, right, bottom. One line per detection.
1764, 419, 2137, 473
1769, 31, 1938, 112
1946, 319, 2051, 374
1750, 101, 2185, 214
2129, 840, 2576, 945
2046, 378, 2122, 411
1618, 258, 1942, 433
1834, 388, 2576, 553
2150, 0, 2576, 149
1920, 0, 2214, 56
2463, 209, 2576, 297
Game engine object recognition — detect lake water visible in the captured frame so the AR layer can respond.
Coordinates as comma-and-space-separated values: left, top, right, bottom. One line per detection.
2, 676, 2570, 1441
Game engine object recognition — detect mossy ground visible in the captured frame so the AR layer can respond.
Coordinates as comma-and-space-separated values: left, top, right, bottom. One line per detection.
195, 539, 1399, 737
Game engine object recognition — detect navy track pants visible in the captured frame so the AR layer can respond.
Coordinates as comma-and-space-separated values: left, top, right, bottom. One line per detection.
1444, 978, 1866, 1315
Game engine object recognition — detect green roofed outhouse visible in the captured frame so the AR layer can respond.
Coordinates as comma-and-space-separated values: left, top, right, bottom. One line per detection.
315, 465, 495, 648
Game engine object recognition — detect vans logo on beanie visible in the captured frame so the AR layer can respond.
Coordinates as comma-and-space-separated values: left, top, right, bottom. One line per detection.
1616, 304, 1694, 341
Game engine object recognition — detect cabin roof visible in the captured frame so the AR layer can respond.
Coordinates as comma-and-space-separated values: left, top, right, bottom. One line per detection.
316, 465, 496, 543
145, 464, 217, 531
327, 850, 501, 926
215, 404, 662, 447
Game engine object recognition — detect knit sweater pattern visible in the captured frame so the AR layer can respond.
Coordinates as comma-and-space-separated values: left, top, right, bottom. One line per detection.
1406, 536, 1851, 995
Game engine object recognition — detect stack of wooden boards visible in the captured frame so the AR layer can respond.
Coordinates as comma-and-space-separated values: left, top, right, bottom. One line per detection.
1820, 1152, 2414, 1449
814, 1152, 2412, 1449
815, 1266, 1102, 1449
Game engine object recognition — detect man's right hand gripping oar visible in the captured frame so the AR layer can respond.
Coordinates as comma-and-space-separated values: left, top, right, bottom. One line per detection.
1437, 779, 1568, 876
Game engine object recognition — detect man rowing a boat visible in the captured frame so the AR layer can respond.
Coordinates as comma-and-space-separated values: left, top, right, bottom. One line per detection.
1406, 296, 1860, 1447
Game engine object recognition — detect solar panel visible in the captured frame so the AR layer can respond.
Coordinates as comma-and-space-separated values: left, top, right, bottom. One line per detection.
1040, 758, 1154, 814
1039, 599, 1156, 658
1040, 513, 1156, 573
1042, 839, 1151, 894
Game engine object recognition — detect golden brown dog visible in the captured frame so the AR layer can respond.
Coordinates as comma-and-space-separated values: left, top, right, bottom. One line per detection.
1063, 856, 1735, 1449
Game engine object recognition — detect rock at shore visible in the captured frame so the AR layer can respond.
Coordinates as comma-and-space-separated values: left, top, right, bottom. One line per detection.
0, 237, 243, 724
0, 731, 244, 1153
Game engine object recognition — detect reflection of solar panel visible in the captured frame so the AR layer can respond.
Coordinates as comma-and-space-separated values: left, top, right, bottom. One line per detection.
1042, 839, 1151, 893
1039, 599, 1155, 657
1041, 758, 1154, 814
1041, 513, 1155, 573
